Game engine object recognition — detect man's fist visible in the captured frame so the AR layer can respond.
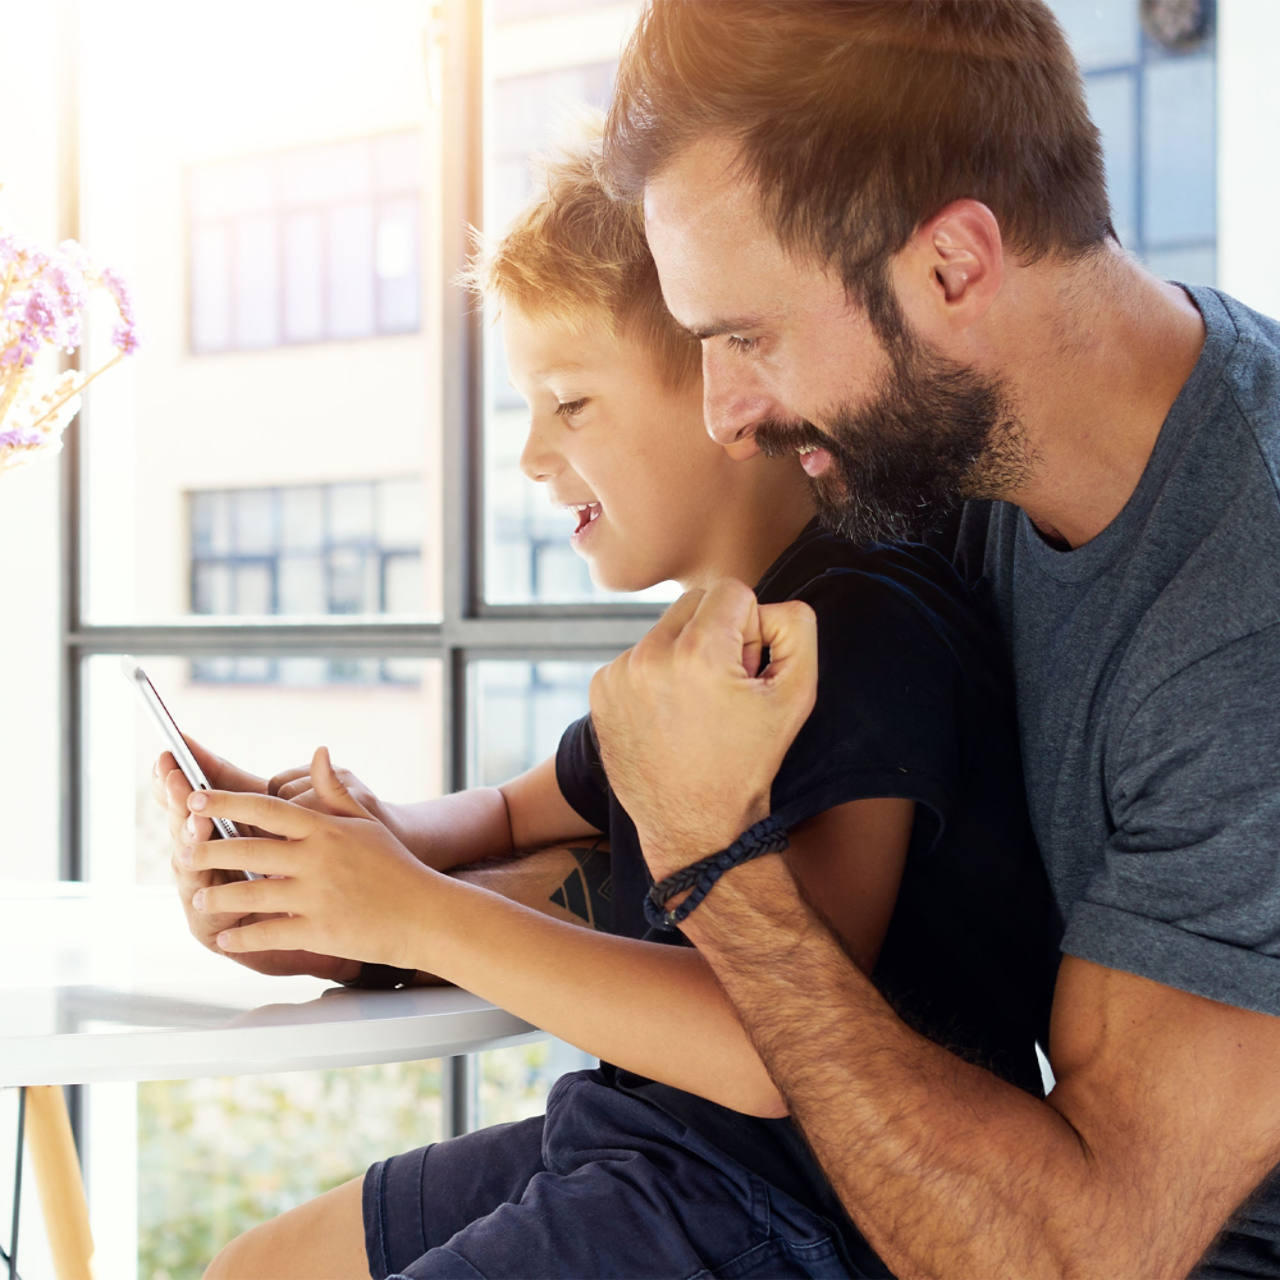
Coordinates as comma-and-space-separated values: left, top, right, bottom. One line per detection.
590, 579, 818, 877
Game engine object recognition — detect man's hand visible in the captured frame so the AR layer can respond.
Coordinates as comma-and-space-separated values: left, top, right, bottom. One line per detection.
152, 740, 358, 982
184, 747, 438, 971
589, 580, 818, 875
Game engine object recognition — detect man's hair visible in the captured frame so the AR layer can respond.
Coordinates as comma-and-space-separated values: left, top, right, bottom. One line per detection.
603, 0, 1112, 328
464, 111, 699, 388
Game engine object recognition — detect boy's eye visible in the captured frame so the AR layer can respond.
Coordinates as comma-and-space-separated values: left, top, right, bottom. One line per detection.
555, 398, 588, 419
725, 335, 757, 353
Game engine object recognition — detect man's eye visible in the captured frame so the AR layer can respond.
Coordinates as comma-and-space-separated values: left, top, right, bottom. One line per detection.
726, 335, 757, 353
555, 398, 588, 419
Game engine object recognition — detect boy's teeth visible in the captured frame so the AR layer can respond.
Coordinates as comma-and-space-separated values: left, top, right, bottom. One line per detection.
570, 502, 601, 533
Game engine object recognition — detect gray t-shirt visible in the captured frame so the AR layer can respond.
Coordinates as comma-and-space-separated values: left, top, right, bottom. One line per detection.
957, 285, 1280, 1274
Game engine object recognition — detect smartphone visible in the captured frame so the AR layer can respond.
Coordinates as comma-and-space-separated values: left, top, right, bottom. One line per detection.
124, 658, 262, 879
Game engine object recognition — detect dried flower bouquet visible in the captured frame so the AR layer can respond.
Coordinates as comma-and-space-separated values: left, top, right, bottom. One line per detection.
0, 228, 138, 475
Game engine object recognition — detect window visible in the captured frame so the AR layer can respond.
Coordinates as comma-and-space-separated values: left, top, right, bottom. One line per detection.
188, 133, 423, 353
188, 479, 425, 685
1051, 0, 1217, 284
469, 660, 599, 785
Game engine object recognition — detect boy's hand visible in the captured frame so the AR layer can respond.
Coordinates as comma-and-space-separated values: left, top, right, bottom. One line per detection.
263, 761, 421, 860
185, 747, 436, 971
151, 740, 358, 982
589, 580, 818, 878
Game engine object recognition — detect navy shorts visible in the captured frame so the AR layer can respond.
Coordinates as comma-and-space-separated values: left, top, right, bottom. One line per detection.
362, 1068, 859, 1279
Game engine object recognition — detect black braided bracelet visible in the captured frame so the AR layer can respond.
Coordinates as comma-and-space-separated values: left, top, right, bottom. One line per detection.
644, 815, 790, 930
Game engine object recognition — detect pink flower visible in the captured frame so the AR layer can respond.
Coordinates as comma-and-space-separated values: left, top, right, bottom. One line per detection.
1, 229, 139, 475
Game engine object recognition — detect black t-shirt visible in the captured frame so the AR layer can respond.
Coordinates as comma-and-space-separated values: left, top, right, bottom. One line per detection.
555, 520, 1061, 1261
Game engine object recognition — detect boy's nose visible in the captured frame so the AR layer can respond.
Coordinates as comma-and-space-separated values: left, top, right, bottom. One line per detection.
518, 413, 564, 483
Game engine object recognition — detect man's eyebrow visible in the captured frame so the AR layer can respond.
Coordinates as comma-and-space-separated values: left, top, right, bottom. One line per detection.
682, 317, 766, 341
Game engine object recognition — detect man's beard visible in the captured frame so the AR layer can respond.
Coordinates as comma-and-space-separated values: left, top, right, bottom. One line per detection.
756, 329, 1031, 545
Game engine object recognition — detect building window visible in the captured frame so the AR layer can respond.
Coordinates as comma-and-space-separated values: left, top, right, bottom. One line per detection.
189, 479, 425, 685
1052, 0, 1217, 284
468, 659, 600, 786
188, 132, 423, 353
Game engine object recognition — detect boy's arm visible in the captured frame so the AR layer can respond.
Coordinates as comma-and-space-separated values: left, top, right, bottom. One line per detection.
267, 755, 598, 871
401, 839, 611, 986
448, 837, 612, 932
158, 746, 602, 977
193, 784, 913, 1116
411, 794, 911, 1113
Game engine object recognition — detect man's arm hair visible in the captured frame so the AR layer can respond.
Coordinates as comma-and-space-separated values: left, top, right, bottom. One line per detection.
673, 853, 1280, 1280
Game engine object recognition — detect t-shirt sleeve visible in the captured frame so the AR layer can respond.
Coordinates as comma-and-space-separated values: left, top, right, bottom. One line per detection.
1065, 626, 1280, 1016
768, 568, 961, 841
554, 713, 611, 834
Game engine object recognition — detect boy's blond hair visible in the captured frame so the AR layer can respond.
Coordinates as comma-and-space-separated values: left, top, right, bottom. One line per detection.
464, 111, 699, 389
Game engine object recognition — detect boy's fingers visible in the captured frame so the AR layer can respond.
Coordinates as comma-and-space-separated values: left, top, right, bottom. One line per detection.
179, 813, 212, 844
163, 767, 194, 804
161, 770, 211, 843
186, 837, 297, 878
188, 790, 315, 839
285, 787, 324, 814
311, 747, 371, 819
267, 766, 311, 797
186, 736, 267, 794
155, 751, 180, 786
196, 875, 296, 917
215, 916, 307, 955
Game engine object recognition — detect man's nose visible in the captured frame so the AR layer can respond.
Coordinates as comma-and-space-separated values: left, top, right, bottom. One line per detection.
701, 347, 769, 460
519, 414, 563, 483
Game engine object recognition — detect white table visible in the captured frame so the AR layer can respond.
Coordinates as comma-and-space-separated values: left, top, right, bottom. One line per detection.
0, 881, 536, 1279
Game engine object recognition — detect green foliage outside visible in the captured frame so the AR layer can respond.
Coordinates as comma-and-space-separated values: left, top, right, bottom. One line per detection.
137, 1040, 564, 1280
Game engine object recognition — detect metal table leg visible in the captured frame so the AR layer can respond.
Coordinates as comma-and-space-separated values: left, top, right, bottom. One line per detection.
3, 1086, 26, 1280
442, 1054, 478, 1139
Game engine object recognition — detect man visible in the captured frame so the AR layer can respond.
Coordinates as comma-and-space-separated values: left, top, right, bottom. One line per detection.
589, 2, 1280, 1276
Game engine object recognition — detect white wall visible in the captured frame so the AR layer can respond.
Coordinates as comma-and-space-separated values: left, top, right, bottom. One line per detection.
1218, 0, 1280, 318
0, 4, 66, 883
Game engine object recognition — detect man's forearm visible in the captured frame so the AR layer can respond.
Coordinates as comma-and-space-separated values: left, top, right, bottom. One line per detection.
452, 840, 610, 930
672, 853, 1197, 1280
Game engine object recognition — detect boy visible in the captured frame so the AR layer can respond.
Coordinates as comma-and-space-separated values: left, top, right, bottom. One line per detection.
165, 118, 1057, 1279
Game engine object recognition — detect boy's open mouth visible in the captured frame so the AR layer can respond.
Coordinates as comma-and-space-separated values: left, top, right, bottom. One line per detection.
570, 502, 602, 535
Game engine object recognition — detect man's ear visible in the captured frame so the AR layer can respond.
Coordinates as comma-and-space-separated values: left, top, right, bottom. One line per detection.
898, 199, 1004, 330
